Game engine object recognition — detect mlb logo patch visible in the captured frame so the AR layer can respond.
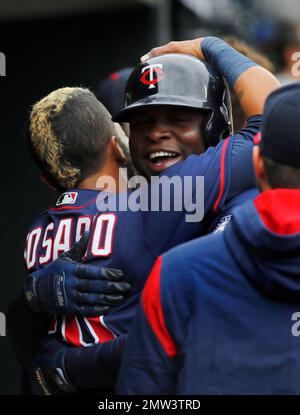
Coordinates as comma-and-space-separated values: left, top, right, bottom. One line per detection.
56, 192, 78, 206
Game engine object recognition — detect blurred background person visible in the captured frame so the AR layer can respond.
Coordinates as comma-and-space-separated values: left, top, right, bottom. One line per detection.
275, 22, 300, 85
97, 68, 133, 121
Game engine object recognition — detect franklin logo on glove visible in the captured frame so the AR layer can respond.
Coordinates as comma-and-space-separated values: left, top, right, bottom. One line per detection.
55, 275, 66, 308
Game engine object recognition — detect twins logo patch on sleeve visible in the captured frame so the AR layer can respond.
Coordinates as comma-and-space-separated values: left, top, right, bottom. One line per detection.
213, 215, 232, 233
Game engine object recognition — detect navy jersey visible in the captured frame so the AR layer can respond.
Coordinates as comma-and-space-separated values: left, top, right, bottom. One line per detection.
207, 187, 259, 233
117, 189, 300, 394
24, 116, 260, 347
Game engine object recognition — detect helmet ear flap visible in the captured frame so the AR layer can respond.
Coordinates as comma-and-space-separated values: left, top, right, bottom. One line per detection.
222, 79, 233, 136
202, 81, 233, 148
202, 110, 215, 148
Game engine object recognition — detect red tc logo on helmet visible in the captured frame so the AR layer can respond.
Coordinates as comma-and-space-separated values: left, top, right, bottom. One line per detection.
139, 64, 164, 89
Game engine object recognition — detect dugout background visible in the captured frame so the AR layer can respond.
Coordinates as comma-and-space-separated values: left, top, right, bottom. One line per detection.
0, 2, 162, 394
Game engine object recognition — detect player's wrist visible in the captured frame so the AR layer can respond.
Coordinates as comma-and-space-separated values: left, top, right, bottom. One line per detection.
201, 36, 258, 88
33, 337, 77, 395
63, 347, 85, 389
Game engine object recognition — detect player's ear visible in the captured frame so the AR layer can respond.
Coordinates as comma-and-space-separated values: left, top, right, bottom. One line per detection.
110, 136, 127, 165
253, 145, 268, 187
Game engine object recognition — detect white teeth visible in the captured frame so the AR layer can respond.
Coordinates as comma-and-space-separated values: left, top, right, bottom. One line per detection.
149, 151, 178, 160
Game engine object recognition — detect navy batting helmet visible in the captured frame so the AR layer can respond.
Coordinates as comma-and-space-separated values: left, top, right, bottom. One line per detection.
113, 53, 233, 147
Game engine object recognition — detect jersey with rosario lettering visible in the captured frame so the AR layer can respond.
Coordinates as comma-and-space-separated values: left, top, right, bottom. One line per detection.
24, 115, 260, 347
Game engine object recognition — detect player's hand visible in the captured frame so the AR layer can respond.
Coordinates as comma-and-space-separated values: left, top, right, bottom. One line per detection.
31, 335, 76, 395
141, 38, 205, 62
24, 232, 131, 316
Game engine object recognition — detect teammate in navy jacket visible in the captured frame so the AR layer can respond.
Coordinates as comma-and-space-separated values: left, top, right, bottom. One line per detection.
117, 82, 300, 395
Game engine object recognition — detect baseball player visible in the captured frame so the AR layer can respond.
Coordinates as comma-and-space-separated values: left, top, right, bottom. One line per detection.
97, 67, 133, 145
12, 36, 279, 393
117, 82, 300, 395
96, 68, 133, 120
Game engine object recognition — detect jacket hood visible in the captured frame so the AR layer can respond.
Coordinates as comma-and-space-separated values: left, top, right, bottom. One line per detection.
225, 189, 300, 302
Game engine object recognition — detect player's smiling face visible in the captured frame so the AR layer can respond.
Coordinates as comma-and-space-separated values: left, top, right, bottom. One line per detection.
128, 105, 206, 179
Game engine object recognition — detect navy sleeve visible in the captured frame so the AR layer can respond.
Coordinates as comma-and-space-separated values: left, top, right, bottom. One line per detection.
117, 256, 185, 395
163, 114, 261, 207
117, 306, 177, 395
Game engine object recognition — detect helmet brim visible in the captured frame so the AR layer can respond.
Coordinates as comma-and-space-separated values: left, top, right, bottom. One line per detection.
113, 95, 213, 123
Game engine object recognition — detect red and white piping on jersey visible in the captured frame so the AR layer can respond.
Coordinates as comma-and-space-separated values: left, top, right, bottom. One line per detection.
213, 137, 230, 213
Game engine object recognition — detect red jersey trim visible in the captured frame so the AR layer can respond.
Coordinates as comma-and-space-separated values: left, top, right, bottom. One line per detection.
213, 137, 230, 213
142, 256, 177, 358
85, 316, 115, 343
64, 316, 81, 347
253, 132, 262, 145
213, 137, 230, 212
50, 198, 97, 211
